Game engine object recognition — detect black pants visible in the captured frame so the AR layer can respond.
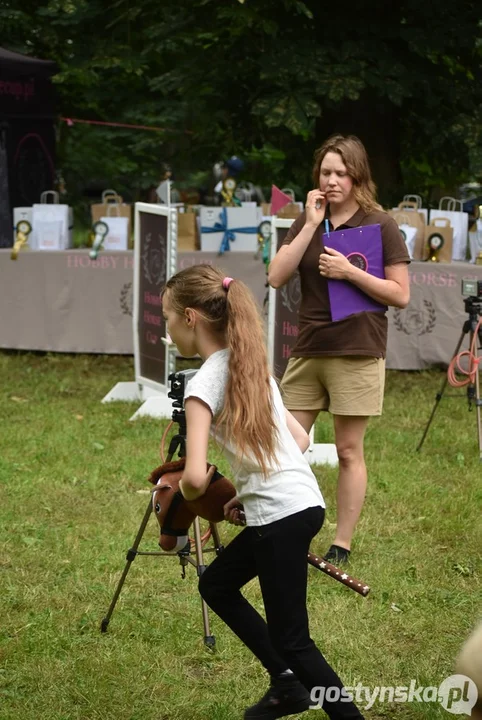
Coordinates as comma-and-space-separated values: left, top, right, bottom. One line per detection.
199, 506, 364, 719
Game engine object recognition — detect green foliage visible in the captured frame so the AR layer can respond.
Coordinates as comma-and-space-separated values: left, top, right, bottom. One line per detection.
3, 0, 482, 206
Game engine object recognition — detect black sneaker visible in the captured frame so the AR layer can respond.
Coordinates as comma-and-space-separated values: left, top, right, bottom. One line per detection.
323, 544, 351, 565
244, 674, 311, 720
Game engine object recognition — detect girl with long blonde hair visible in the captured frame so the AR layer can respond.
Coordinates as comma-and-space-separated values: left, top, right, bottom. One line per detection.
162, 264, 364, 720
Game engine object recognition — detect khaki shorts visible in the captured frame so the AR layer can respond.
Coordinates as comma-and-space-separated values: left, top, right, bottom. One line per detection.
280, 356, 385, 416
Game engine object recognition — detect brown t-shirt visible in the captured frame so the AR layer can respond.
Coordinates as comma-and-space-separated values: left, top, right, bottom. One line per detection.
281, 208, 410, 358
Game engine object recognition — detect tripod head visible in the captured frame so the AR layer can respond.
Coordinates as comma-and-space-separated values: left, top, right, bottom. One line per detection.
166, 369, 198, 458
462, 278, 482, 328
464, 295, 482, 318
463, 297, 482, 340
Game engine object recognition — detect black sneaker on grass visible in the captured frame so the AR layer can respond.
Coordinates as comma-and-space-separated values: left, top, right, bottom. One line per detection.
244, 674, 311, 720
323, 544, 351, 565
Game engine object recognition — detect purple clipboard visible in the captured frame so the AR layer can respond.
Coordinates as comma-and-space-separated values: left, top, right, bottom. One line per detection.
324, 223, 387, 322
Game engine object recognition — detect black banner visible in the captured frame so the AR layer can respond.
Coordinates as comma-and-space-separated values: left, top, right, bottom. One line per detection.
0, 52, 56, 119
0, 132, 11, 247
0, 49, 57, 242
7, 120, 56, 208
137, 210, 168, 386
272, 227, 301, 380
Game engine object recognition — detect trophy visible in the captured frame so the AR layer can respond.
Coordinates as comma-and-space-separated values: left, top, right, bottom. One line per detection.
11, 220, 32, 260
221, 177, 238, 206
89, 220, 109, 259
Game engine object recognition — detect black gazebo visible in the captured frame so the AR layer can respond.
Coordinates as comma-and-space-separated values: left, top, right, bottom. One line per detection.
0, 47, 57, 247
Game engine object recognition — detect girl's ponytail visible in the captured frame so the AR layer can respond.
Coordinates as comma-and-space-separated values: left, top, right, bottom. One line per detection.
217, 280, 278, 476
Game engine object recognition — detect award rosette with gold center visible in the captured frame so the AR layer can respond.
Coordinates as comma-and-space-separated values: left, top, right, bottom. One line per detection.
11, 220, 32, 260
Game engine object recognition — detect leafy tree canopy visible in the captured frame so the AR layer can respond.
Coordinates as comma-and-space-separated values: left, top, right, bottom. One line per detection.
2, 0, 482, 208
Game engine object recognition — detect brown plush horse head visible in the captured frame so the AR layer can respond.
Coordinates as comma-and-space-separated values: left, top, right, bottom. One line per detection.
148, 457, 236, 552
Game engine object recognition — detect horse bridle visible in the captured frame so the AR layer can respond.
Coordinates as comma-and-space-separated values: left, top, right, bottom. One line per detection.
152, 486, 190, 538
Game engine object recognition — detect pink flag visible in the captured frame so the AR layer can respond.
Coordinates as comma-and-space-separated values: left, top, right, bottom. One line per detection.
270, 185, 293, 215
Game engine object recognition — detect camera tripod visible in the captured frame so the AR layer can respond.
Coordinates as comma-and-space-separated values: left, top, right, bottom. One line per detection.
100, 404, 224, 647
417, 296, 482, 461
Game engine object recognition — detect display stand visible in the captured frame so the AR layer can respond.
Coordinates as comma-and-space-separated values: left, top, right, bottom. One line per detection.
102, 202, 177, 419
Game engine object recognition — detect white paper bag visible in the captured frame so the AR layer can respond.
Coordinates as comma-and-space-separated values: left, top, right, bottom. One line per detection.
469, 220, 482, 263
100, 215, 129, 251
399, 223, 418, 259
31, 191, 72, 250
36, 221, 63, 250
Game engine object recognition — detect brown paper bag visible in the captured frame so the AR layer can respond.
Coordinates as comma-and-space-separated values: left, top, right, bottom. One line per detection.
275, 188, 302, 219
423, 217, 453, 263
177, 211, 199, 251
91, 189, 132, 246
388, 201, 426, 259
277, 203, 302, 219
261, 202, 272, 216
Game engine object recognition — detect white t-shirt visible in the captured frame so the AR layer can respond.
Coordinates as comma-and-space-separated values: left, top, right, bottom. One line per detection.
184, 348, 325, 526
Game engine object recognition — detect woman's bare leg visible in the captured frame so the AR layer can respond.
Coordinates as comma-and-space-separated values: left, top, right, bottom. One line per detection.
332, 415, 369, 550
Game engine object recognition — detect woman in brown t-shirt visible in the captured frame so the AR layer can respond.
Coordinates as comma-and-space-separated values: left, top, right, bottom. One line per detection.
268, 134, 410, 564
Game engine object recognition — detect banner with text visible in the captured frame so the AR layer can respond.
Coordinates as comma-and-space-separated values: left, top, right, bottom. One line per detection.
133, 203, 177, 393
267, 218, 299, 379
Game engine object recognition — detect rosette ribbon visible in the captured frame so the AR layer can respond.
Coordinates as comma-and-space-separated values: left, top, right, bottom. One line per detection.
11, 221, 32, 260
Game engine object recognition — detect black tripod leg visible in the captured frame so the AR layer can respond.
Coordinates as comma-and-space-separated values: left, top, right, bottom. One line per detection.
101, 497, 153, 632
209, 522, 224, 554
416, 375, 451, 452
475, 338, 482, 462
417, 329, 467, 452
192, 517, 216, 649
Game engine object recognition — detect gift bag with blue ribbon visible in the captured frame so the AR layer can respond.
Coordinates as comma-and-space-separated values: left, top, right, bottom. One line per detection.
200, 206, 259, 254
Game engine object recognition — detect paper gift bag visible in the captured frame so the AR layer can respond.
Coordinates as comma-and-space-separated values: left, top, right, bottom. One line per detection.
469, 219, 482, 263
177, 211, 200, 251
423, 218, 453, 262
276, 187, 303, 219
324, 223, 387, 321
31, 191, 72, 250
100, 205, 129, 251
36, 220, 63, 250
401, 194, 428, 223
388, 210, 422, 260
91, 189, 132, 244
429, 198, 468, 261
235, 181, 262, 203
276, 202, 303, 219
398, 223, 418, 259
234, 188, 253, 203
200, 206, 259, 253
388, 201, 426, 259
261, 202, 272, 216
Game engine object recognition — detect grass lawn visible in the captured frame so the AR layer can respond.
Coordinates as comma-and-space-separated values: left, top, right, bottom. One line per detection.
0, 351, 480, 720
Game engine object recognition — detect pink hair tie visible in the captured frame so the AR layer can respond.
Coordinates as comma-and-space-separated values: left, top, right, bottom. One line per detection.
222, 277, 234, 290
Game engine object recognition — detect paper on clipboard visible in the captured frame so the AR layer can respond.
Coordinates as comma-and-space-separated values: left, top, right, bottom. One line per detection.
324, 223, 387, 321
